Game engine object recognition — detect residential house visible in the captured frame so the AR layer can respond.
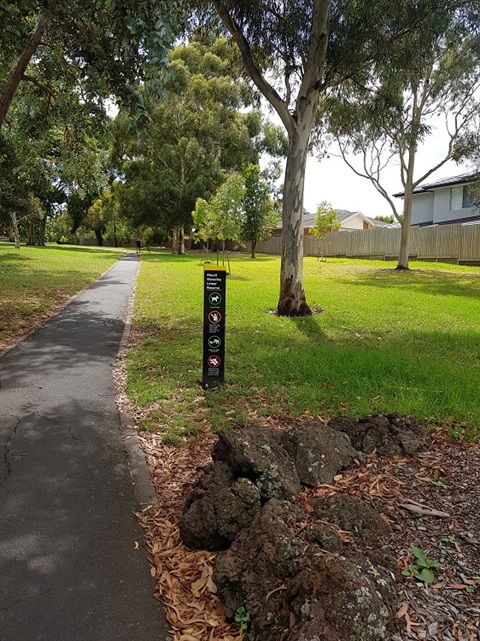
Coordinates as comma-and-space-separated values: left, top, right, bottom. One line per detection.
273, 209, 383, 236
393, 172, 480, 226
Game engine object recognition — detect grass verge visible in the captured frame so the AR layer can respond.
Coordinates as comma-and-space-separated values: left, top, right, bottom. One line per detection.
0, 243, 123, 349
127, 251, 480, 443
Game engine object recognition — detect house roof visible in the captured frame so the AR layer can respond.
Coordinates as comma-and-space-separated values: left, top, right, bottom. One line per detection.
412, 213, 480, 227
276, 209, 387, 230
393, 171, 479, 198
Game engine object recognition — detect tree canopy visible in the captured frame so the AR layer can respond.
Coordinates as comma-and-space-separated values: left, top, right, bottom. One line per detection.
188, 0, 460, 313
114, 38, 284, 252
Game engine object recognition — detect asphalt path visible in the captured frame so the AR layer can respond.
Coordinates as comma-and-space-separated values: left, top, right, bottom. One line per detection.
0, 253, 168, 641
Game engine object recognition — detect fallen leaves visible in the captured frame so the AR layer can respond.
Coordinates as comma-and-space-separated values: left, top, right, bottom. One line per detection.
136, 432, 243, 641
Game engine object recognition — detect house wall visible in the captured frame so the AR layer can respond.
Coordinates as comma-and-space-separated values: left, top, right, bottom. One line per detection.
341, 214, 368, 230
411, 192, 434, 225
433, 186, 477, 224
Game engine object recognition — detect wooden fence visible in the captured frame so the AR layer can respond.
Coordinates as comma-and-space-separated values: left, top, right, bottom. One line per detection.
254, 223, 480, 264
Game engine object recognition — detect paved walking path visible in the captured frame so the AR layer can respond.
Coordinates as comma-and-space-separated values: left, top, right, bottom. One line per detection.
0, 254, 167, 641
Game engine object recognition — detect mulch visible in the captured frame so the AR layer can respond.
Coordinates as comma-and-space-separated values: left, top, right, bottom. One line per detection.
115, 356, 479, 641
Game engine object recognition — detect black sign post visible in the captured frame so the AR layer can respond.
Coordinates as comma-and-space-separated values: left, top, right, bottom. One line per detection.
202, 266, 226, 389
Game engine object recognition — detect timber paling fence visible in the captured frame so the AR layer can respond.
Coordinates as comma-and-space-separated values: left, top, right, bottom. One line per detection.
255, 223, 480, 264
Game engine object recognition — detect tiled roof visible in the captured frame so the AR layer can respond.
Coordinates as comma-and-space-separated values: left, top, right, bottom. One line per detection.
393, 171, 478, 198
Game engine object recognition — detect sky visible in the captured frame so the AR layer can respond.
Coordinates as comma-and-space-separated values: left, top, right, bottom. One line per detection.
301, 119, 473, 219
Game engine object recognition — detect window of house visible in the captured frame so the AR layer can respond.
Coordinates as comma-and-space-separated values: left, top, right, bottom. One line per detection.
451, 185, 473, 210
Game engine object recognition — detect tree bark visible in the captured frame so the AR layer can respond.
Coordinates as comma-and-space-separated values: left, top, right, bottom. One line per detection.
171, 226, 178, 253
94, 229, 104, 246
277, 126, 312, 316
10, 213, 20, 249
178, 225, 185, 255
251, 239, 256, 259
397, 184, 413, 269
397, 131, 417, 269
0, 13, 49, 128
37, 215, 46, 246
211, 0, 330, 316
26, 215, 36, 245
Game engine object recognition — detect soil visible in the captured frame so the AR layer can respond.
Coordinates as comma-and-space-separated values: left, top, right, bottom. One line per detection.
114, 356, 480, 640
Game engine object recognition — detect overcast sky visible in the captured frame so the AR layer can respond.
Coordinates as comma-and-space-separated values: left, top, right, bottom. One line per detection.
301, 117, 473, 218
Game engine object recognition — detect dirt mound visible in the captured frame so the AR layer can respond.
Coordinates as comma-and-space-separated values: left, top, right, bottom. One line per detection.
179, 416, 429, 639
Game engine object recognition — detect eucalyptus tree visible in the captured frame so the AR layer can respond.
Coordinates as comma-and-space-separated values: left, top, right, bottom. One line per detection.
115, 38, 283, 253
326, 4, 480, 269
198, 0, 444, 314
0, 0, 176, 128
242, 164, 277, 258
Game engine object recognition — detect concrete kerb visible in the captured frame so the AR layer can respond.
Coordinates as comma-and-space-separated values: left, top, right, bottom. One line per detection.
117, 256, 158, 508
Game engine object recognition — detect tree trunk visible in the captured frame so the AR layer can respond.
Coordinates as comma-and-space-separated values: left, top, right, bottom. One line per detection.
26, 215, 36, 245
178, 225, 185, 255
251, 239, 256, 259
397, 185, 414, 269
94, 229, 104, 246
37, 215, 46, 246
10, 213, 20, 249
277, 127, 312, 316
0, 13, 49, 128
172, 226, 178, 253
397, 142, 416, 270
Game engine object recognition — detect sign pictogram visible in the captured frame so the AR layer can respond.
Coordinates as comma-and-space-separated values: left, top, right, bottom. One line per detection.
207, 354, 221, 368
208, 310, 222, 324
208, 336, 222, 349
209, 292, 222, 306
203, 267, 226, 389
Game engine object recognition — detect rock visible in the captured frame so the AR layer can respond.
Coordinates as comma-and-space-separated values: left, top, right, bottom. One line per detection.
180, 461, 261, 550
213, 497, 397, 641
329, 412, 427, 456
282, 422, 358, 486
286, 555, 396, 641
312, 494, 391, 546
212, 426, 301, 500
213, 499, 305, 626
304, 522, 344, 552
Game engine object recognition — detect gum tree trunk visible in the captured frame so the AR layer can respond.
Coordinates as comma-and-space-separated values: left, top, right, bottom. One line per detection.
10, 213, 20, 249
277, 126, 311, 315
397, 138, 416, 270
0, 14, 49, 128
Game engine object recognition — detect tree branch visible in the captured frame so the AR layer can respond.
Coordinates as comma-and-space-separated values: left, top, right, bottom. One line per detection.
211, 1, 294, 135
21, 74, 56, 99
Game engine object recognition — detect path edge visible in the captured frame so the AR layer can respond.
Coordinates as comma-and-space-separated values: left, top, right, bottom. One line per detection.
117, 259, 158, 508
0, 256, 122, 361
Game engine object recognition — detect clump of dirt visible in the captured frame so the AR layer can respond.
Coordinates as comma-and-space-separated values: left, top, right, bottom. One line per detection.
328, 412, 427, 457
181, 419, 416, 641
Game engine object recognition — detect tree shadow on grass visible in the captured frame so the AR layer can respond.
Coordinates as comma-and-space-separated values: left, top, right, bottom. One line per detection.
336, 267, 480, 300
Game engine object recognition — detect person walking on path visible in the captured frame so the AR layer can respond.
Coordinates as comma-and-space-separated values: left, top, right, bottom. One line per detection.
0, 253, 167, 641
135, 238, 142, 254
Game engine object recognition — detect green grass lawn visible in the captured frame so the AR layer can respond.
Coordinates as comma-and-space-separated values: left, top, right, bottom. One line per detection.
0, 243, 123, 348
127, 251, 480, 444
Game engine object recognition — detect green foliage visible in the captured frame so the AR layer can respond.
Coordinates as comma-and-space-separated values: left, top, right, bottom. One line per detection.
402, 546, 442, 584
115, 38, 278, 239
234, 606, 251, 633
375, 215, 395, 224
310, 201, 341, 241
208, 173, 246, 246
242, 164, 277, 256
1, 1, 177, 125
447, 422, 480, 443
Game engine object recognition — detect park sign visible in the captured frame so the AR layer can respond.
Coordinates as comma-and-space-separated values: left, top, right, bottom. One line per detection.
202, 266, 226, 389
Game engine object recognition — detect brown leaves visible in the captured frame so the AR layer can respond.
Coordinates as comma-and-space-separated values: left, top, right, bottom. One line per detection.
136, 432, 243, 641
